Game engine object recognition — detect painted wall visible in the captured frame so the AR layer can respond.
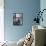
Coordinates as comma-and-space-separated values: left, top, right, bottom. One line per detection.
4, 0, 40, 42
40, 0, 46, 26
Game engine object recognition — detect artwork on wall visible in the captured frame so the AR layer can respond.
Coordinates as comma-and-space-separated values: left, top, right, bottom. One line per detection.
13, 13, 23, 26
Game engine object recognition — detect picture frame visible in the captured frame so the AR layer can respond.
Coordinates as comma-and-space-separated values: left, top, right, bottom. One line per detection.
13, 13, 23, 26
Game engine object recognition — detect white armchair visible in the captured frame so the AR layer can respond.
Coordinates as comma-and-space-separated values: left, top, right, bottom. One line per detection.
17, 37, 25, 46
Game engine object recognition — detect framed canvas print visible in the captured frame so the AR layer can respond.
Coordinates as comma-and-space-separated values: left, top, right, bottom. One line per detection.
13, 13, 23, 26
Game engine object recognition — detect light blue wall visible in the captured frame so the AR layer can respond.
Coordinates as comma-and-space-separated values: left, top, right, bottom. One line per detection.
4, 0, 40, 42
40, 0, 46, 27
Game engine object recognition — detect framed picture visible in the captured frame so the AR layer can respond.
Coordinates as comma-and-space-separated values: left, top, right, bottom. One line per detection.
13, 13, 23, 26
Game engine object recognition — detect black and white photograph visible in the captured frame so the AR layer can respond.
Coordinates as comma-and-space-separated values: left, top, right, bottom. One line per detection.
13, 13, 23, 25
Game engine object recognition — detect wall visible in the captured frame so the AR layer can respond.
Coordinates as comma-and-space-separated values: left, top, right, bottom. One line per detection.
4, 0, 40, 42
40, 0, 46, 27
